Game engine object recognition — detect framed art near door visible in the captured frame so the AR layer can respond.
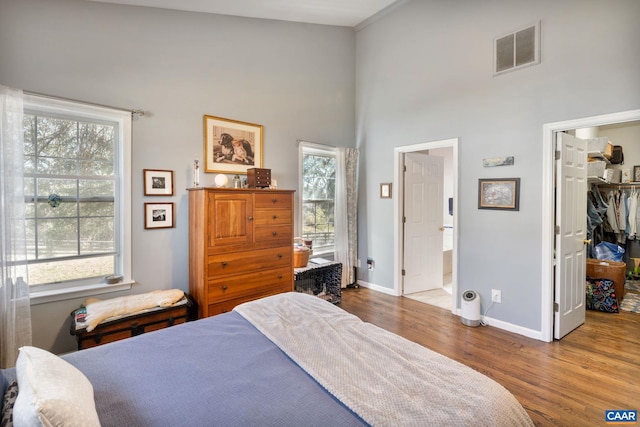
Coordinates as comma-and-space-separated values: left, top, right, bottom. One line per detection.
478, 178, 520, 211
380, 183, 392, 199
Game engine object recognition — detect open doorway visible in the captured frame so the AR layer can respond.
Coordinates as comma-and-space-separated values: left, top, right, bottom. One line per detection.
542, 109, 640, 342
393, 139, 459, 313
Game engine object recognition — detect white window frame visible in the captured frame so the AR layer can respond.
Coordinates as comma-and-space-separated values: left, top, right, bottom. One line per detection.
298, 141, 336, 257
24, 95, 133, 304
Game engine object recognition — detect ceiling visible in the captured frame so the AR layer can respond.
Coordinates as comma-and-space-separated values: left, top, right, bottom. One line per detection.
86, 0, 402, 27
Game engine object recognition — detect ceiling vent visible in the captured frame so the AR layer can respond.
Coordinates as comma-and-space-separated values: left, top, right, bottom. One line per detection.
494, 21, 540, 76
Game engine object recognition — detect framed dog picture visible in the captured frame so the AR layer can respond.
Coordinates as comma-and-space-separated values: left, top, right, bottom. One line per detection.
204, 115, 263, 174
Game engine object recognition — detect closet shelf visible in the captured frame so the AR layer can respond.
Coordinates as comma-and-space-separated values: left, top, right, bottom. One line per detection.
589, 177, 609, 184
591, 180, 640, 188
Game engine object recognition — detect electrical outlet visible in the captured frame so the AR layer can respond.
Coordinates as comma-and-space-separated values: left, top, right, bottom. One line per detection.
491, 289, 501, 303
367, 258, 374, 271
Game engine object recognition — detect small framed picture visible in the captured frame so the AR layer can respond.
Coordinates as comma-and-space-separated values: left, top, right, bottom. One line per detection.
633, 166, 640, 183
478, 178, 520, 211
144, 169, 174, 196
144, 203, 175, 229
380, 183, 392, 199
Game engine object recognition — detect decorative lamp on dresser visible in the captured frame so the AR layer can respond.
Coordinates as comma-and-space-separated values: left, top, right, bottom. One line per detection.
188, 187, 295, 318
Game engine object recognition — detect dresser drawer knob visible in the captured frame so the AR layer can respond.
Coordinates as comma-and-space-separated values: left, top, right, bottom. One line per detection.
248, 216, 253, 221
272, 198, 277, 204
221, 261, 227, 267
277, 253, 283, 258
221, 285, 228, 291
278, 274, 283, 280
272, 215, 277, 220
272, 231, 277, 236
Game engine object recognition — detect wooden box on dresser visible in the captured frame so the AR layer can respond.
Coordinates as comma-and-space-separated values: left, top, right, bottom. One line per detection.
188, 187, 295, 318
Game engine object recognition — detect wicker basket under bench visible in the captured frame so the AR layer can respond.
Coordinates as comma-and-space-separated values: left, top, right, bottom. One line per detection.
70, 295, 195, 350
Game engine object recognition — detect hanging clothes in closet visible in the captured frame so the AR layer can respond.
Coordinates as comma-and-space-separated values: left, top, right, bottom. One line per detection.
591, 185, 640, 261
587, 184, 609, 258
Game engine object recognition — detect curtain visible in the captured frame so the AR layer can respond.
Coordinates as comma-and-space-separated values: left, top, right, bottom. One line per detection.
0, 85, 31, 369
335, 147, 359, 287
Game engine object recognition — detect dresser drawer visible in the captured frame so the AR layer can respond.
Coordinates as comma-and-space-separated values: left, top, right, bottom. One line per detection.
207, 266, 292, 302
207, 286, 293, 315
254, 193, 293, 209
255, 225, 292, 244
208, 246, 291, 276
254, 209, 292, 226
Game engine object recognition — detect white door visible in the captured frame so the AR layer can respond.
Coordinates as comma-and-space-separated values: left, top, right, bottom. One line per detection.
554, 132, 588, 339
403, 153, 444, 294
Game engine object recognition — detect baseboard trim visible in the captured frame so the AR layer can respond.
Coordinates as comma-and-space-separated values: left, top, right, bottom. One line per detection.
454, 308, 544, 341
355, 280, 399, 296
355, 282, 545, 341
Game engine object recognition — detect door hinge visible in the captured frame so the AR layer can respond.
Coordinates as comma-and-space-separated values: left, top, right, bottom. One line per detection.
555, 225, 560, 234
402, 269, 406, 276
403, 165, 407, 172
403, 216, 406, 223
555, 150, 561, 160
553, 302, 559, 312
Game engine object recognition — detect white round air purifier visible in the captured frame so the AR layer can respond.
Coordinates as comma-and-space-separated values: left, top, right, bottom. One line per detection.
461, 290, 481, 327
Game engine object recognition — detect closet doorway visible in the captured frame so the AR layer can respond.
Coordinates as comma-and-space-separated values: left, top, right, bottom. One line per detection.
542, 109, 640, 342
393, 138, 459, 313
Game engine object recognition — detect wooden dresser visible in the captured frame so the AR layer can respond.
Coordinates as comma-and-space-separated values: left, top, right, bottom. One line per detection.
188, 187, 295, 318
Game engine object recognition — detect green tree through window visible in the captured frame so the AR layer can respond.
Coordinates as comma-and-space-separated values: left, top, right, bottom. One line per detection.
302, 151, 335, 253
22, 95, 132, 295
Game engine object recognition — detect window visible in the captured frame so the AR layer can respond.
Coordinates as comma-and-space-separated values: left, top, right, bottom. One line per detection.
23, 95, 132, 301
300, 144, 336, 256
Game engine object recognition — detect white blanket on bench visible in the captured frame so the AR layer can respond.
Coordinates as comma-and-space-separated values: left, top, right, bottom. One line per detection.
84, 289, 185, 332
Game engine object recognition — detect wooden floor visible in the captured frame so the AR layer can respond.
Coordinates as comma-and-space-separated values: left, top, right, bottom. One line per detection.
338, 287, 640, 427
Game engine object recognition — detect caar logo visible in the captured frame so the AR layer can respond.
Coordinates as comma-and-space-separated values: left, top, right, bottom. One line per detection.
606, 410, 637, 424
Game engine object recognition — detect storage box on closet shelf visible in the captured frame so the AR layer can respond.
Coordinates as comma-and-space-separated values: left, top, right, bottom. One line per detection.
586, 137, 611, 154
603, 168, 622, 184
293, 238, 312, 268
587, 148, 612, 181
587, 160, 607, 180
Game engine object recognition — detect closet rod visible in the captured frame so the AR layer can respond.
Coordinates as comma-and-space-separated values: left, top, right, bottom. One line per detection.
595, 184, 640, 189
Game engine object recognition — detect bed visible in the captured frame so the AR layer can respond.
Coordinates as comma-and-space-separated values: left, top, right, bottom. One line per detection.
1, 292, 533, 426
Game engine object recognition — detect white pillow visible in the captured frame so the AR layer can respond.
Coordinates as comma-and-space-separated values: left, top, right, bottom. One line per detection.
13, 346, 101, 427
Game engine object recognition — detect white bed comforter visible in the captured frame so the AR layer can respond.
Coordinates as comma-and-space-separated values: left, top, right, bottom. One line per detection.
235, 292, 533, 427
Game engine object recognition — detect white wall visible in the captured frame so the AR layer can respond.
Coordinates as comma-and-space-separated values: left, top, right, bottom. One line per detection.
355, 0, 640, 333
0, 0, 355, 353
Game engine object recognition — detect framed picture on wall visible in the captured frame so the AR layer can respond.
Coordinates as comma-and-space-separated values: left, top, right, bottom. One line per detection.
204, 115, 263, 174
144, 203, 175, 229
633, 166, 640, 182
144, 169, 174, 196
478, 178, 520, 211
380, 183, 392, 199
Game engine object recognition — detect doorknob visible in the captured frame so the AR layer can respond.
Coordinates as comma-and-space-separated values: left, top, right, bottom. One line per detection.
439, 226, 445, 231
583, 239, 592, 245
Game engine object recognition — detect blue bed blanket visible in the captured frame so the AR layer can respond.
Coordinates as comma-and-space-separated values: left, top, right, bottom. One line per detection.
2, 308, 366, 427
2, 293, 533, 426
